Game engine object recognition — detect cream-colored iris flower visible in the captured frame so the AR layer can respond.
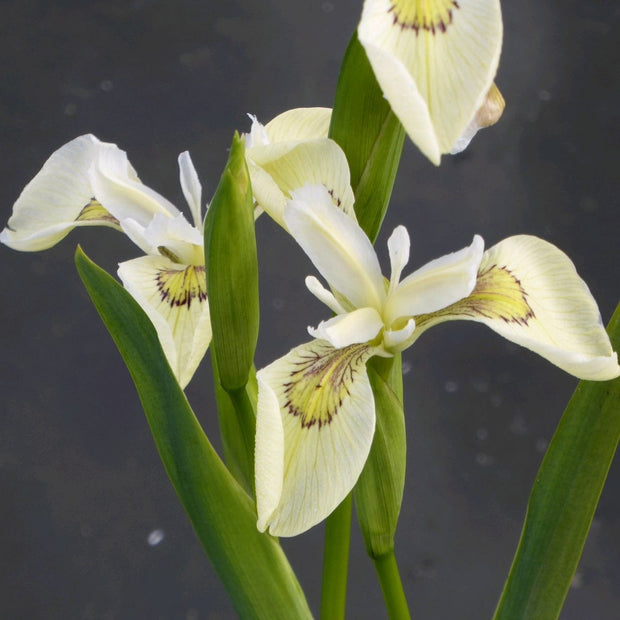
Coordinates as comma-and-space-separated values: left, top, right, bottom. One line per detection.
255, 184, 620, 537
244, 107, 356, 228
358, 0, 504, 164
1, 135, 211, 388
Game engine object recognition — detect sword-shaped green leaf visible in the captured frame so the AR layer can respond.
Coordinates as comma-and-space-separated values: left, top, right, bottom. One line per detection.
494, 303, 620, 620
75, 247, 311, 620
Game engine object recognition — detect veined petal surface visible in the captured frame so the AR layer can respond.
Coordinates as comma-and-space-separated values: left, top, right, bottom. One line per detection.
385, 235, 483, 323
416, 236, 620, 380
247, 139, 355, 228
255, 340, 377, 536
263, 107, 331, 143
118, 254, 211, 388
284, 185, 385, 311
358, 0, 503, 164
0, 135, 121, 251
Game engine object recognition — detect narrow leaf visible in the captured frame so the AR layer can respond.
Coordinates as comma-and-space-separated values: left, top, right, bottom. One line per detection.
75, 247, 311, 620
494, 303, 620, 620
329, 33, 405, 243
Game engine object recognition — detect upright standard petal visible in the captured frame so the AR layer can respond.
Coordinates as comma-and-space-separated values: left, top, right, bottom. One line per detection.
255, 340, 377, 536
0, 135, 122, 251
247, 139, 356, 228
284, 185, 385, 311
260, 107, 331, 143
118, 254, 211, 388
245, 109, 354, 228
414, 236, 620, 380
358, 0, 503, 164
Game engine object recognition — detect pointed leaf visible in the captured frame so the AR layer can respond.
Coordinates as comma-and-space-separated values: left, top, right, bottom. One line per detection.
75, 247, 311, 620
494, 303, 620, 620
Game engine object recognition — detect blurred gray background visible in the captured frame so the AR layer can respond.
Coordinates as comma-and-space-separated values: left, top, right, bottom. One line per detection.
1, 1, 618, 618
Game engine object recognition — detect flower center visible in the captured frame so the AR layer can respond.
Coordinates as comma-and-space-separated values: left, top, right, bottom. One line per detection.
388, 0, 460, 33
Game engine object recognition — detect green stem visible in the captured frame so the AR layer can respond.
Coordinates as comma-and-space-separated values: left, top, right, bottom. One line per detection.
228, 385, 256, 485
320, 493, 352, 620
374, 551, 411, 620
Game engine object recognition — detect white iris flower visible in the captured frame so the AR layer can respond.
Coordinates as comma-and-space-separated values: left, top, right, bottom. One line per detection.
244, 108, 356, 228
255, 184, 620, 537
358, 0, 504, 164
1, 135, 211, 388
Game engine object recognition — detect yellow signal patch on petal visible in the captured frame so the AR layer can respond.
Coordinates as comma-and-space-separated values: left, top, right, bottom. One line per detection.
412, 235, 620, 381
118, 255, 211, 388
255, 340, 377, 536
75, 198, 121, 227
283, 341, 374, 429
155, 264, 207, 309
389, 0, 459, 33
446, 263, 535, 326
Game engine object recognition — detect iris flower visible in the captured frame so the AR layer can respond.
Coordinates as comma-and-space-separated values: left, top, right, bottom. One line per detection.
244, 108, 356, 228
255, 184, 620, 536
358, 0, 504, 163
1, 135, 211, 388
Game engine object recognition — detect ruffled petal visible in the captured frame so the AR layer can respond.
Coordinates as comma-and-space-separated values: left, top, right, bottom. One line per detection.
0, 135, 122, 251
415, 236, 620, 381
358, 0, 503, 164
284, 184, 385, 311
308, 307, 384, 348
255, 340, 377, 536
385, 235, 484, 324
247, 138, 355, 228
118, 255, 211, 388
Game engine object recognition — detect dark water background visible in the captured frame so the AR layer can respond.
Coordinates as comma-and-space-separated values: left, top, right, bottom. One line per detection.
1, 1, 618, 618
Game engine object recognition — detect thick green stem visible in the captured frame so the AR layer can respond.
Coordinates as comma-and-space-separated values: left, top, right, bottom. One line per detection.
373, 551, 411, 620
320, 494, 352, 620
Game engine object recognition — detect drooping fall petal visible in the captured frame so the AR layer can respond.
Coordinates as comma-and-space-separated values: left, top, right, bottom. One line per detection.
118, 254, 211, 388
414, 235, 620, 380
358, 0, 503, 164
255, 340, 377, 536
0, 135, 122, 251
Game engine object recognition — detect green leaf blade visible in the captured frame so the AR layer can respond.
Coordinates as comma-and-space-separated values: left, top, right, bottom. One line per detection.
75, 247, 311, 620
329, 33, 405, 243
494, 303, 620, 620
